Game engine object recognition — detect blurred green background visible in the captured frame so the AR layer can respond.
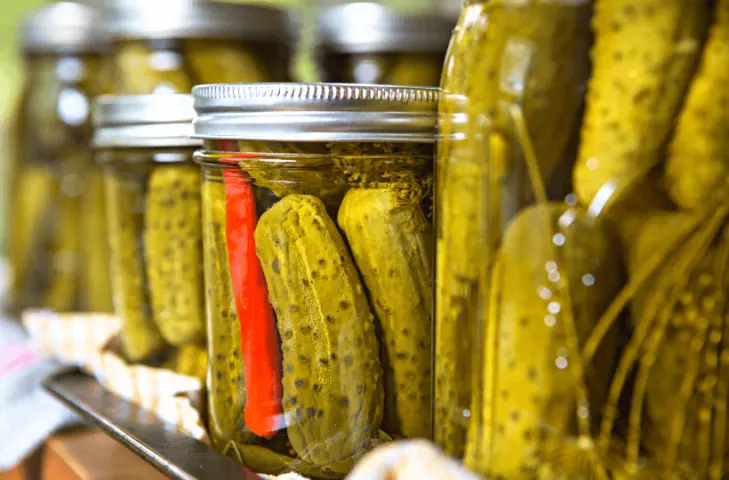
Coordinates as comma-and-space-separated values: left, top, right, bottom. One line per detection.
0, 0, 459, 249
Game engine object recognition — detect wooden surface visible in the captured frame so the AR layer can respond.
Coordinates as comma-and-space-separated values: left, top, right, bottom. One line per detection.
0, 428, 168, 480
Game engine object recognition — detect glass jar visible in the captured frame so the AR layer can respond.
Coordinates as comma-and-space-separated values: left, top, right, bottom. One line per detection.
104, 0, 292, 94
315, 3, 453, 86
436, 0, 721, 478
8, 1, 112, 313
93, 94, 206, 364
193, 83, 437, 478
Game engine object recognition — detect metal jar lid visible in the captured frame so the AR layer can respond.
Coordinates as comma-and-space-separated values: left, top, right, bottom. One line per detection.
92, 94, 200, 149
192, 83, 439, 143
22, 2, 105, 55
106, 0, 292, 44
316, 2, 454, 54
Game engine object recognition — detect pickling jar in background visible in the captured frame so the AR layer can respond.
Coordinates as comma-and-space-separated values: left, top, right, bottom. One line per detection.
193, 83, 437, 478
9, 1, 112, 313
315, 2, 454, 86
91, 94, 206, 380
104, 0, 293, 95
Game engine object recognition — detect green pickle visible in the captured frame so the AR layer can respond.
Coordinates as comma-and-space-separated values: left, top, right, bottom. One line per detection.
435, 0, 591, 458
202, 175, 256, 450
255, 194, 384, 465
105, 167, 166, 362
185, 40, 271, 84
464, 203, 622, 478
144, 165, 205, 346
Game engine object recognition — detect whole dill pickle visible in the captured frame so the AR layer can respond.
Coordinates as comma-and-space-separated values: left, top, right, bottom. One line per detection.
144, 165, 205, 346
255, 194, 384, 465
435, 0, 591, 458
575, 0, 708, 210
106, 169, 165, 362
338, 188, 433, 440
465, 203, 622, 478
665, 0, 729, 210
202, 177, 256, 450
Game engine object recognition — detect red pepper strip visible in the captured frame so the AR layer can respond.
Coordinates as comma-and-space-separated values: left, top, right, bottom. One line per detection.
222, 160, 282, 438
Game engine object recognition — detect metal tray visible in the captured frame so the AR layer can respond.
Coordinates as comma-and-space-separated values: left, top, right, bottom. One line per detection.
43, 369, 262, 480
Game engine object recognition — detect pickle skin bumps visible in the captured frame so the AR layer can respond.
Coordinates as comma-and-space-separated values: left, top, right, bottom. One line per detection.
255, 194, 384, 465
144, 165, 206, 346
574, 0, 708, 210
338, 188, 433, 440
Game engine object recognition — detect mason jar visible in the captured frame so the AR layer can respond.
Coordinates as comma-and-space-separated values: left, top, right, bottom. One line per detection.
193, 83, 437, 478
315, 2, 453, 86
104, 0, 293, 95
8, 1, 112, 313
92, 94, 206, 364
435, 0, 721, 478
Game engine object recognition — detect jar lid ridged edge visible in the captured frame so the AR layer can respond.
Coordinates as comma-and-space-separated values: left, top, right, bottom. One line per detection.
192, 83, 439, 106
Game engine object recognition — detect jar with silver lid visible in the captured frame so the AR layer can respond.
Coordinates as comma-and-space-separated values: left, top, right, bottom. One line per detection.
193, 83, 436, 477
104, 0, 293, 94
315, 2, 454, 86
8, 1, 111, 313
92, 94, 206, 377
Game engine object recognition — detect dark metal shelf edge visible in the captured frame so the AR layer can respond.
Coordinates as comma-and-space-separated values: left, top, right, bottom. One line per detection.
43, 369, 262, 480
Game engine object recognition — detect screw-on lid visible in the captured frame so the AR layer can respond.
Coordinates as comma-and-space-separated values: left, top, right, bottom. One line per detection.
92, 94, 200, 149
192, 83, 439, 143
106, 0, 292, 43
317, 2, 454, 54
22, 2, 105, 55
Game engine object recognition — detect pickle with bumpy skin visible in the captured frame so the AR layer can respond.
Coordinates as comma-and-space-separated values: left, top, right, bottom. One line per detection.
106, 169, 165, 362
202, 176, 256, 450
113, 42, 194, 94
338, 188, 433, 440
144, 165, 205, 346
255, 194, 384, 465
465, 203, 622, 478
185, 41, 271, 84
435, 0, 591, 458
665, 0, 729, 210
575, 0, 708, 211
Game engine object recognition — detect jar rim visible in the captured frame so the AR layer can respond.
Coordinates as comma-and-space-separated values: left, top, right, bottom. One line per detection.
192, 83, 439, 143
105, 0, 294, 44
22, 2, 106, 55
92, 94, 201, 149
316, 2, 454, 54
